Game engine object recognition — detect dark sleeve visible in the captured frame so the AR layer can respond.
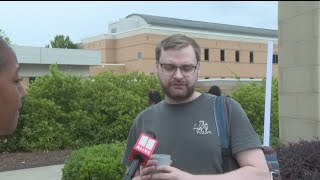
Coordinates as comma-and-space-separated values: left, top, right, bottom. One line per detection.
121, 120, 139, 167
227, 97, 262, 155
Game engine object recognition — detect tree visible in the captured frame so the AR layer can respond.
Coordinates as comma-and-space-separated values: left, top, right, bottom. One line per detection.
46, 34, 77, 49
0, 29, 11, 44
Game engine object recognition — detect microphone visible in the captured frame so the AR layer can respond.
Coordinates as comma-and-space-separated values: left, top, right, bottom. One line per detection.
122, 132, 158, 180
144, 130, 157, 140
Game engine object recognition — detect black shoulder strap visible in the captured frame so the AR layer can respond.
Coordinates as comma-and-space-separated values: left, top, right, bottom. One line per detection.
214, 96, 232, 171
214, 96, 231, 155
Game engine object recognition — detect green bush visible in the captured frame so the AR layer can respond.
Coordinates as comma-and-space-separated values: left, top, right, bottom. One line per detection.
18, 98, 73, 150
79, 77, 144, 145
12, 65, 86, 150
62, 142, 126, 180
28, 65, 84, 113
230, 78, 279, 147
0, 65, 162, 152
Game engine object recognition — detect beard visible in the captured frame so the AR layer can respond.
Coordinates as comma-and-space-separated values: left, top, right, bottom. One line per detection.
160, 79, 196, 102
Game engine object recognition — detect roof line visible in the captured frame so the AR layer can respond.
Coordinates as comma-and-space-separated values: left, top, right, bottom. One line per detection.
125, 13, 277, 38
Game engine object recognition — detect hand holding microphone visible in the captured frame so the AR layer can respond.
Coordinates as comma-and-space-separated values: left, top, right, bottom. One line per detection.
139, 154, 173, 178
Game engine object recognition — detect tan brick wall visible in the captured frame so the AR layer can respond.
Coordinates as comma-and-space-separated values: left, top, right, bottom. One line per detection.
84, 39, 117, 63
83, 33, 278, 79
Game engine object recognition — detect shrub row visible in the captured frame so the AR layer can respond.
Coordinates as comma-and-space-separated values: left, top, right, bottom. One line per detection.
229, 78, 279, 147
61, 138, 320, 180
0, 65, 162, 151
1, 65, 280, 151
276, 139, 320, 180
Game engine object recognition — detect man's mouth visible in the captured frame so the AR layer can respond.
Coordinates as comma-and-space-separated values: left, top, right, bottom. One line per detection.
172, 84, 185, 89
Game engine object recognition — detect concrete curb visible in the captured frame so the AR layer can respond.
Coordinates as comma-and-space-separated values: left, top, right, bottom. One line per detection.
0, 164, 64, 180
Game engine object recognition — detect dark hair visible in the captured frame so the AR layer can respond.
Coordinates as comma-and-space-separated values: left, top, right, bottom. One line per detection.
148, 90, 161, 104
208, 85, 222, 96
0, 38, 10, 73
155, 34, 201, 63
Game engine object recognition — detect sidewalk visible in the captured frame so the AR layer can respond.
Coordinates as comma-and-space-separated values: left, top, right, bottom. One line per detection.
0, 164, 64, 180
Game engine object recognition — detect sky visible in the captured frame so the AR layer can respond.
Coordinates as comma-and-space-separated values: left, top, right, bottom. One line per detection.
0, 1, 278, 47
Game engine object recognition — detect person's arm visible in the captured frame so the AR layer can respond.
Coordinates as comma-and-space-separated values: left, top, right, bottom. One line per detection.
147, 148, 270, 180
196, 148, 270, 180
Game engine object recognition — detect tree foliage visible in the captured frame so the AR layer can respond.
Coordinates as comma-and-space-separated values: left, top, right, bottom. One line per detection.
46, 34, 77, 49
229, 78, 279, 147
0, 29, 11, 44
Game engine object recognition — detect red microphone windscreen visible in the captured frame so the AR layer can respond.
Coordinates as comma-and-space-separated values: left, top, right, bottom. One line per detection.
129, 132, 158, 166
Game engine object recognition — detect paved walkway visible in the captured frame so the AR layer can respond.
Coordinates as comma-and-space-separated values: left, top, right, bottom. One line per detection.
0, 164, 64, 180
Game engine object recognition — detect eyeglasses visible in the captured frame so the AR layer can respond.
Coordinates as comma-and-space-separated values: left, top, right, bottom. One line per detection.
158, 63, 198, 77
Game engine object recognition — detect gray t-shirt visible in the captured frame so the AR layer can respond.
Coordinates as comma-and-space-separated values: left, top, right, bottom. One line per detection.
122, 93, 262, 174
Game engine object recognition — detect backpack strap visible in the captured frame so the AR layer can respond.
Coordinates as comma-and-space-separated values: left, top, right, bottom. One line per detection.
214, 96, 232, 164
214, 96, 281, 178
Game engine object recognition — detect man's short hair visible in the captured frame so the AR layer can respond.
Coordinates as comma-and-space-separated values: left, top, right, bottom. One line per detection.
155, 34, 201, 63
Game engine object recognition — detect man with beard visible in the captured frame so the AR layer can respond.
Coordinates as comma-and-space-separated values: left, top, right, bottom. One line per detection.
122, 34, 270, 180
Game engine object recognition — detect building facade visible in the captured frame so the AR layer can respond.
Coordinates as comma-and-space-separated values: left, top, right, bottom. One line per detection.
82, 14, 278, 80
13, 45, 101, 89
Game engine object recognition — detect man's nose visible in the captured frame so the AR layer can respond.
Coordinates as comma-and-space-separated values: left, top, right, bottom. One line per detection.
172, 67, 184, 79
19, 83, 26, 97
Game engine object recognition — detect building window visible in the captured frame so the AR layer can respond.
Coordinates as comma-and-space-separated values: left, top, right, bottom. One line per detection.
138, 52, 142, 60
205, 77, 209, 79
235, 50, 240, 62
220, 49, 225, 62
250, 51, 254, 63
273, 54, 278, 64
204, 48, 209, 61
111, 28, 117, 33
